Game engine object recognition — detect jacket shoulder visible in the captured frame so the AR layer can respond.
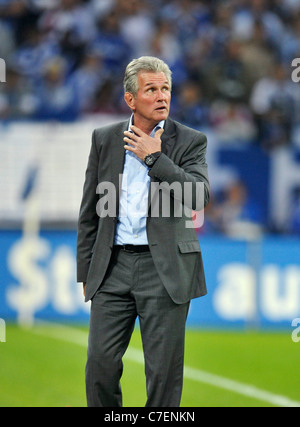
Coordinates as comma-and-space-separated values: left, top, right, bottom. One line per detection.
168, 118, 207, 143
93, 120, 128, 142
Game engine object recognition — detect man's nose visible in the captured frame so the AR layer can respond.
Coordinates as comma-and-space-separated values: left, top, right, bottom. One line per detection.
157, 90, 167, 100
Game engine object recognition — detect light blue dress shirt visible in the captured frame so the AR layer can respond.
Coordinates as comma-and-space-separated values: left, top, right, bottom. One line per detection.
114, 115, 165, 245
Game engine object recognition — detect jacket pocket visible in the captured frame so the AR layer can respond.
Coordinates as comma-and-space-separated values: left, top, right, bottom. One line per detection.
178, 240, 201, 254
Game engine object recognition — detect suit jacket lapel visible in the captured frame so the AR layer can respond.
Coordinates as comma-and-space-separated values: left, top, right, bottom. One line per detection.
110, 120, 128, 217
161, 118, 176, 157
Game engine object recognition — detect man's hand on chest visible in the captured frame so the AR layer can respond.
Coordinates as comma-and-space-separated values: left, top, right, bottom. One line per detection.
123, 125, 164, 163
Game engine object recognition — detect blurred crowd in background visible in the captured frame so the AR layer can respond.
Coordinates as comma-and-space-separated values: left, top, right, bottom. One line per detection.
0, 0, 300, 237
0, 0, 300, 150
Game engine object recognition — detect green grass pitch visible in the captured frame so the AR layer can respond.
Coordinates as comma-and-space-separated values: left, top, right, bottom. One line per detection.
0, 323, 299, 407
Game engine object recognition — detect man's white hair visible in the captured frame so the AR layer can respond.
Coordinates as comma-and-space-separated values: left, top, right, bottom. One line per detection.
123, 56, 172, 96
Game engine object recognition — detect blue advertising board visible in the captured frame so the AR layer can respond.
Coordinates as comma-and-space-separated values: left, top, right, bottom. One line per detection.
190, 236, 300, 328
1, 230, 300, 329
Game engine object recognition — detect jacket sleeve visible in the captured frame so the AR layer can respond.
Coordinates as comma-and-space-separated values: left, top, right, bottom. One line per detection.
76, 130, 99, 283
148, 132, 210, 211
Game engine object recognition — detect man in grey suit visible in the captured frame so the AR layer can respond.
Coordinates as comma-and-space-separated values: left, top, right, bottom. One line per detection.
77, 56, 210, 407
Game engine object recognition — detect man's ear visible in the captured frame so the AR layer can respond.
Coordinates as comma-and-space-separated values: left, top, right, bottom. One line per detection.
124, 92, 136, 111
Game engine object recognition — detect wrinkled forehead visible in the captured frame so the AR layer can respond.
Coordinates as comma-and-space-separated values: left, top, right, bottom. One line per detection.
137, 71, 170, 89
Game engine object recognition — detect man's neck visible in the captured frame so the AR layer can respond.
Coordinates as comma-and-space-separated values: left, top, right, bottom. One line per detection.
132, 114, 159, 136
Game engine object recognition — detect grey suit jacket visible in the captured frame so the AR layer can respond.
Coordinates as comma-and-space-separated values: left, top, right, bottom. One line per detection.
77, 117, 210, 303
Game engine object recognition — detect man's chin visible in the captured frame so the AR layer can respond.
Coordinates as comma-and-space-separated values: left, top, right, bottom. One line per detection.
153, 109, 169, 120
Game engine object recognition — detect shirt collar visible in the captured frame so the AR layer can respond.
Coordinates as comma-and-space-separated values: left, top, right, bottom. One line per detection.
128, 114, 165, 135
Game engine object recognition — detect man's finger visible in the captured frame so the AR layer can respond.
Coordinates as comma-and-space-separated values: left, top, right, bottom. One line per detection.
130, 125, 144, 136
124, 144, 135, 152
124, 131, 137, 141
123, 136, 137, 145
155, 128, 164, 139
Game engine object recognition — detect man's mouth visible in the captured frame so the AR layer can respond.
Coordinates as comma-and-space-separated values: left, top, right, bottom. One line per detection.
155, 106, 167, 111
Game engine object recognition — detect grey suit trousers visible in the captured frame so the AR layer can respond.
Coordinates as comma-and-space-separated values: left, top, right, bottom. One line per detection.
85, 247, 190, 407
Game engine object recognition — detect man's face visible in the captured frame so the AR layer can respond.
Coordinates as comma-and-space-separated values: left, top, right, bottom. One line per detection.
125, 71, 171, 127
